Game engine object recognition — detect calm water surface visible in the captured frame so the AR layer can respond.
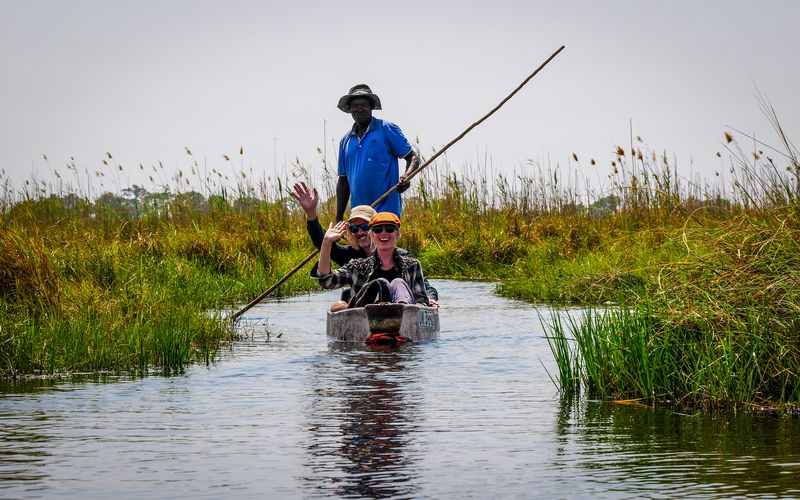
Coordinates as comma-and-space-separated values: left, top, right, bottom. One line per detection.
1, 280, 799, 499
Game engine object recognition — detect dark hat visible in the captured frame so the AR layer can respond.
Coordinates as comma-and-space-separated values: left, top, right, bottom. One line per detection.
337, 84, 383, 113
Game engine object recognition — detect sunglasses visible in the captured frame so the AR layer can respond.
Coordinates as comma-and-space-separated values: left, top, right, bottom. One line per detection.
349, 222, 370, 233
371, 224, 398, 234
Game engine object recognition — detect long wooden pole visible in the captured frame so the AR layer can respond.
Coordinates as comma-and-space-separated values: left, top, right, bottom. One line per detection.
229, 45, 565, 322
372, 45, 565, 207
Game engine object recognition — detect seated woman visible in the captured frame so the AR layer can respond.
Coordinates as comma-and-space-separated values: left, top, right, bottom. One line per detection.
312, 212, 436, 311
291, 181, 437, 305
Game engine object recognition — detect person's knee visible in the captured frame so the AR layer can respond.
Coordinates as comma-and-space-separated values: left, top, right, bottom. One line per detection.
330, 300, 348, 312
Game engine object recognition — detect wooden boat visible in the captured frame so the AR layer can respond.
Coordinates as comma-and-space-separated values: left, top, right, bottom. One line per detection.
326, 303, 440, 344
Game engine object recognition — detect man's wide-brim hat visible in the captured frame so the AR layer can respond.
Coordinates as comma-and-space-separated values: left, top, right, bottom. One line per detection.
337, 84, 382, 113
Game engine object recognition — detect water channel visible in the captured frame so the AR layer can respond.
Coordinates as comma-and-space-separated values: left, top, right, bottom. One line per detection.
1, 280, 799, 498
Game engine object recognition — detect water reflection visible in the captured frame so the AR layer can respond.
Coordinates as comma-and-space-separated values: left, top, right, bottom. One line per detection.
0, 408, 51, 485
555, 396, 800, 497
1, 379, 82, 488
303, 344, 423, 498
2, 281, 799, 498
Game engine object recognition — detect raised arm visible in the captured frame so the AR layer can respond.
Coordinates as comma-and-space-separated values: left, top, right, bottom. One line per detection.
291, 182, 326, 248
290, 181, 318, 221
317, 220, 349, 276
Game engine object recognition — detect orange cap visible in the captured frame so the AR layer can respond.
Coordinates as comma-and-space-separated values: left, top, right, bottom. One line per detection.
369, 211, 401, 227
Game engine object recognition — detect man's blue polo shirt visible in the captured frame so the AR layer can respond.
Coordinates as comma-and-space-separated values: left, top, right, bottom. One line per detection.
337, 118, 413, 216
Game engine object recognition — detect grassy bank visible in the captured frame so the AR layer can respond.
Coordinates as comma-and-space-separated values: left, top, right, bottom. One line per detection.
542, 203, 800, 409
0, 191, 318, 377
1, 119, 798, 410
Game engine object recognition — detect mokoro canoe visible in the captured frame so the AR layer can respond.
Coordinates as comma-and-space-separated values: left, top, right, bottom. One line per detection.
326, 303, 440, 343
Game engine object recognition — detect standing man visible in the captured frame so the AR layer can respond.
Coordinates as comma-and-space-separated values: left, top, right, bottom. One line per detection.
335, 84, 419, 222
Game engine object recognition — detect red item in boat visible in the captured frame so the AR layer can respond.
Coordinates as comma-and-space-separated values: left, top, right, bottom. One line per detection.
366, 333, 407, 345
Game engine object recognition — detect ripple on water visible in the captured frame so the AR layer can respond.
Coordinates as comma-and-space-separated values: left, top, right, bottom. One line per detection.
1, 280, 799, 498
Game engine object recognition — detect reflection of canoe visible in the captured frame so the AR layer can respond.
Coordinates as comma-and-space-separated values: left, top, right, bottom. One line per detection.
326, 303, 440, 343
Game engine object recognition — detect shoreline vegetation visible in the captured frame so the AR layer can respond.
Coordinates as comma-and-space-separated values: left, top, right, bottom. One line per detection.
2, 115, 798, 411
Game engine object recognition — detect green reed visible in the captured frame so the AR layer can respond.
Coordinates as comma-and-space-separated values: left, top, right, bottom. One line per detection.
534, 108, 800, 408
1, 105, 798, 410
0, 183, 319, 377
546, 303, 799, 409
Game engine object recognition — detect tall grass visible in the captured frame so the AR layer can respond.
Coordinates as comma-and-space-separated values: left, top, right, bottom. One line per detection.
540, 104, 799, 410
0, 179, 319, 377
547, 304, 799, 408
1, 106, 798, 410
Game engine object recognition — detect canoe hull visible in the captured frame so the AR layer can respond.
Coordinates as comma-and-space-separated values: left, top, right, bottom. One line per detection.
326, 303, 440, 343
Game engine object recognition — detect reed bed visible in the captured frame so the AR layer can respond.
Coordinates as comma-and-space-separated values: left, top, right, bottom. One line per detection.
1, 108, 798, 411
534, 107, 800, 409
0, 183, 318, 377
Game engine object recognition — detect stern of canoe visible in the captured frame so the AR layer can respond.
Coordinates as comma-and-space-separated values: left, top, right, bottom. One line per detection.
326, 303, 439, 343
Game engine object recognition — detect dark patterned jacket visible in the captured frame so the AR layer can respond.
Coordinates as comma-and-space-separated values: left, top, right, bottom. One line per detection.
312, 249, 433, 305
307, 218, 438, 300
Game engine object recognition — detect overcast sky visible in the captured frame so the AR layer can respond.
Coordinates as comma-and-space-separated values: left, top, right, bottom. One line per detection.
1, 0, 798, 196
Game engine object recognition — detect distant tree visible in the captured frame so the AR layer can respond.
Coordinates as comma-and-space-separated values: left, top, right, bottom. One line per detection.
121, 184, 149, 202
95, 192, 125, 209
174, 191, 209, 214
590, 195, 620, 216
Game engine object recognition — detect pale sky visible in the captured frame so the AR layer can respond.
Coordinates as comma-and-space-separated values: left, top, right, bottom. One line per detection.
1, 0, 798, 197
